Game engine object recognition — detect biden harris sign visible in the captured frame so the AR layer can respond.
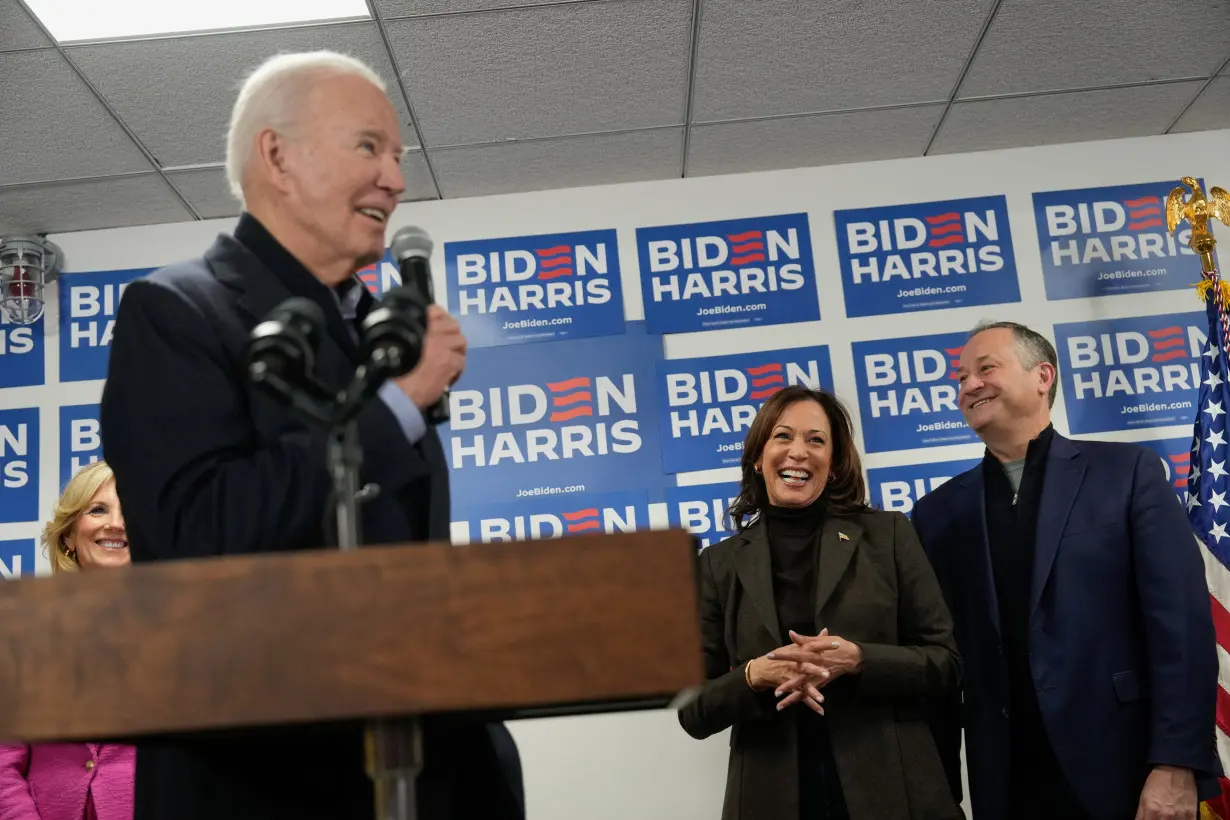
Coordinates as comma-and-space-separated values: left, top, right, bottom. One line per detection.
657, 346, 833, 473
59, 268, 149, 382
868, 458, 980, 515
637, 213, 818, 334
0, 539, 36, 580
834, 195, 1019, 318
1033, 180, 1205, 300
446, 229, 625, 348
452, 489, 653, 545
1055, 312, 1206, 434
0, 310, 43, 389
442, 322, 666, 511
667, 482, 740, 550
852, 332, 974, 453
0, 407, 39, 524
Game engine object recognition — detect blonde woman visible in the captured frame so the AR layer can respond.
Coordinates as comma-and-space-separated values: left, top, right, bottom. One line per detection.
0, 461, 135, 820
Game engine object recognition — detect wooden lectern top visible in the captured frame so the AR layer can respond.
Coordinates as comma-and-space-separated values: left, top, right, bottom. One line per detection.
0, 529, 703, 744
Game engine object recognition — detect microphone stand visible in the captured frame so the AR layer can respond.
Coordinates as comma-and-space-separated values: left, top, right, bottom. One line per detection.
325, 418, 424, 820
252, 346, 426, 820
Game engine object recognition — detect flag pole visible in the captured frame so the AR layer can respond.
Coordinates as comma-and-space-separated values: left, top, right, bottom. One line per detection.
1170, 176, 1230, 819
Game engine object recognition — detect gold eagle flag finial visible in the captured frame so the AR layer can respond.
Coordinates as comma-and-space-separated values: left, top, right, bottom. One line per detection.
1166, 175, 1230, 275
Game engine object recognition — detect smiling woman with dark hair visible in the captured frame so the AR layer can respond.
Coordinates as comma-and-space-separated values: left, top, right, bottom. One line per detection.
678, 385, 962, 820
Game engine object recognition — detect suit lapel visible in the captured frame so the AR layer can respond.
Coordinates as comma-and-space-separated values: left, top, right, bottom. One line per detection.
1030, 434, 1086, 616
953, 466, 1003, 640
734, 520, 781, 642
207, 235, 360, 384
814, 515, 860, 622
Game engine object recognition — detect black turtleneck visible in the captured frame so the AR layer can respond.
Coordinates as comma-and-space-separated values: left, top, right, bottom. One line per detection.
762, 498, 849, 819
983, 423, 1088, 818
763, 497, 827, 644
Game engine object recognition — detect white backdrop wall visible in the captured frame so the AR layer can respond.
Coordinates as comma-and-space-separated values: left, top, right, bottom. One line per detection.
2, 127, 1229, 819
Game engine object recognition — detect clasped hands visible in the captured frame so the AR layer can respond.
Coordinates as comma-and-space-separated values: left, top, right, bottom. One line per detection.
746, 628, 864, 714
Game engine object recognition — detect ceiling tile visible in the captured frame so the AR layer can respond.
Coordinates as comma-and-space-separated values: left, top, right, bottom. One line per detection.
430, 128, 682, 198
385, 0, 692, 146
687, 105, 944, 177
931, 82, 1205, 155
165, 167, 239, 219
398, 151, 438, 200
958, 0, 1230, 98
376, 0, 590, 15
65, 22, 420, 169
1171, 77, 1230, 133
691, 0, 992, 122
0, 0, 51, 51
0, 174, 193, 235
0, 50, 152, 186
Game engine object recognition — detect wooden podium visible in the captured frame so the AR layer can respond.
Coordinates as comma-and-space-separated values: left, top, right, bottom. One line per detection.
0, 529, 704, 814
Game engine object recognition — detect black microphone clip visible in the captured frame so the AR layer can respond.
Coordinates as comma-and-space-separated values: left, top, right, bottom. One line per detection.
246, 297, 336, 425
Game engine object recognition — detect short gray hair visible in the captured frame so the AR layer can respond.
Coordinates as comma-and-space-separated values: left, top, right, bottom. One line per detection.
225, 51, 387, 204
970, 320, 1059, 407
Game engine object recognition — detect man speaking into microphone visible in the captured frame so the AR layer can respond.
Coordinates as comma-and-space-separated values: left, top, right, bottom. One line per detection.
99, 51, 524, 820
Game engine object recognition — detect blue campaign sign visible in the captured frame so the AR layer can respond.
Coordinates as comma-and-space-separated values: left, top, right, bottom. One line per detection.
666, 482, 741, 550
0, 539, 36, 580
1138, 436, 1193, 506
59, 267, 150, 382
443, 321, 667, 511
355, 249, 401, 297
60, 404, 101, 489
657, 345, 833, 473
446, 229, 625, 348
453, 489, 652, 544
1033, 180, 1208, 301
834, 195, 1020, 318
0, 407, 39, 524
637, 213, 819, 334
868, 458, 981, 515
1055, 312, 1205, 434
0, 309, 44, 388
852, 332, 975, 454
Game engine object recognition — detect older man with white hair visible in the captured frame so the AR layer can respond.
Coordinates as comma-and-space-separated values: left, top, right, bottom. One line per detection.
100, 52, 525, 820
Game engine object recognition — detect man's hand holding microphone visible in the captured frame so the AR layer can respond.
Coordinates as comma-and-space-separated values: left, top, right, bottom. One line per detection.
386, 226, 464, 421
392, 304, 465, 413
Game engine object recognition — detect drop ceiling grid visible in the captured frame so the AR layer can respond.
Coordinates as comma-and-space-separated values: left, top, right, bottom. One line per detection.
2, 0, 1229, 235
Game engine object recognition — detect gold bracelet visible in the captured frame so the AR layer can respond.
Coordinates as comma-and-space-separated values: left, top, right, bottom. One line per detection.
745, 658, 756, 689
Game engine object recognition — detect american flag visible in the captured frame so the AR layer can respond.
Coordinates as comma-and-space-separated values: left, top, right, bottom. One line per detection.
1185, 269, 1230, 820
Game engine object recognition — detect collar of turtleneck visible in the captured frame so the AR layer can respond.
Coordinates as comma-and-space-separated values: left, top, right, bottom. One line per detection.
761, 495, 827, 539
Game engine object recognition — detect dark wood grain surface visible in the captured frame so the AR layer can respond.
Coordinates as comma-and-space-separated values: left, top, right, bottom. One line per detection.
0, 530, 703, 743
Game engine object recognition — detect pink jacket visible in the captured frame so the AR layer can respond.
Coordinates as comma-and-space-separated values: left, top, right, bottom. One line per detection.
0, 743, 134, 820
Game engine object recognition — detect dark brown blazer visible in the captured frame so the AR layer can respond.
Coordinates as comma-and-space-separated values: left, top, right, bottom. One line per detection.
678, 508, 962, 820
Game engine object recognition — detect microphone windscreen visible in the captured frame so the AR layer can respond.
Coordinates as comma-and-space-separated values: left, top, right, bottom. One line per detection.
390, 226, 433, 261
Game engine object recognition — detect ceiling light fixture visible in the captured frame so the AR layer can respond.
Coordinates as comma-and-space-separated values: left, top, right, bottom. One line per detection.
23, 0, 371, 44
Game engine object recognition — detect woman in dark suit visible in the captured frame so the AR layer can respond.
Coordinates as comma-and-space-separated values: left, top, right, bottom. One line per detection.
678, 385, 961, 820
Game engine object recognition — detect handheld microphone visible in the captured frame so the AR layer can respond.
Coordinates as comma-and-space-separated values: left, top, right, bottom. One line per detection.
332, 285, 428, 425
246, 298, 335, 420
389, 225, 449, 424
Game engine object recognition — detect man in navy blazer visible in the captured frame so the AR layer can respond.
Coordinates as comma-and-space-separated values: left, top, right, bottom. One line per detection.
99, 52, 523, 820
912, 321, 1220, 820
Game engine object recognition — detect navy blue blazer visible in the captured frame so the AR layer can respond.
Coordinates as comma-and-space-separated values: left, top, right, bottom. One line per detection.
912, 432, 1221, 820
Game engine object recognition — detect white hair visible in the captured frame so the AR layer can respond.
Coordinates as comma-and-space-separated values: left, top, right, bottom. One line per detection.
224, 51, 387, 204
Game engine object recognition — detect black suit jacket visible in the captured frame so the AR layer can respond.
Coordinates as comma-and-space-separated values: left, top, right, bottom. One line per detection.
677, 509, 962, 820
913, 433, 1221, 820
100, 231, 524, 820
